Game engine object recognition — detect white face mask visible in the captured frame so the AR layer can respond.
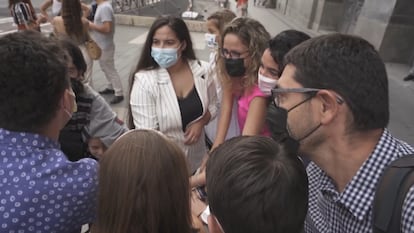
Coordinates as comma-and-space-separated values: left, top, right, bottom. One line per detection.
205, 33, 218, 49
258, 72, 278, 96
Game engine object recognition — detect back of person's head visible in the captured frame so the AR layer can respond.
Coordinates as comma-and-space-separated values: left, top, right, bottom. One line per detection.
220, 17, 270, 87
0, 30, 69, 133
61, 0, 84, 43
269, 30, 310, 72
93, 129, 193, 233
206, 136, 308, 233
134, 15, 196, 72
284, 33, 389, 130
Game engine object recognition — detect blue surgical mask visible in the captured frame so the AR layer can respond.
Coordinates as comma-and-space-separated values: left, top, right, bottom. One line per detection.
151, 47, 179, 69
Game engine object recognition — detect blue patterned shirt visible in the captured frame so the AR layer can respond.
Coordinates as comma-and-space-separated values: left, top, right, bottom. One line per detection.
0, 128, 99, 233
305, 129, 414, 233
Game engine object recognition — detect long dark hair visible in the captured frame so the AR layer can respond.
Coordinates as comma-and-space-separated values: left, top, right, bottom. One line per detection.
59, 39, 86, 94
127, 16, 196, 129
92, 129, 193, 233
61, 0, 85, 43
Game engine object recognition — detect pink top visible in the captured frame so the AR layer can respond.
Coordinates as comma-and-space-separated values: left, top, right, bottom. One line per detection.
237, 85, 271, 136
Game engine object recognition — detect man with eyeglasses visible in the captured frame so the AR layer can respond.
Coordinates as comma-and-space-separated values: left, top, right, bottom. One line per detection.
271, 33, 414, 232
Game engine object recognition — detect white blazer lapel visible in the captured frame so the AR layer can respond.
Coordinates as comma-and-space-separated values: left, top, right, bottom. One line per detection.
155, 68, 184, 133
190, 60, 208, 115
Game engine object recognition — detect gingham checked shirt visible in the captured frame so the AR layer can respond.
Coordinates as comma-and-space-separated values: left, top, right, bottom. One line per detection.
305, 129, 414, 233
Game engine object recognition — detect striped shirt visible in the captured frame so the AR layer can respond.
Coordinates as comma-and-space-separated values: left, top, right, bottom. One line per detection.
11, 2, 36, 30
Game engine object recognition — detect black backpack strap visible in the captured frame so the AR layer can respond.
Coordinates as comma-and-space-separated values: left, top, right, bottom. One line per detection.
373, 155, 414, 233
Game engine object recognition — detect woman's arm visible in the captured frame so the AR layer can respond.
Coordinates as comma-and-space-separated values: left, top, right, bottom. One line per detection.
85, 88, 128, 147
242, 96, 268, 135
39, 0, 52, 21
81, 3, 91, 18
184, 111, 211, 145
130, 73, 159, 130
211, 85, 234, 150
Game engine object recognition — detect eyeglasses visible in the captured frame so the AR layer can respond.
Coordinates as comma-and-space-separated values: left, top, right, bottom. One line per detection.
220, 48, 248, 59
271, 87, 344, 109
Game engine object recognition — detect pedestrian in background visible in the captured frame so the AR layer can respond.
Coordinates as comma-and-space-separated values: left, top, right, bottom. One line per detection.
39, 0, 90, 22
236, 0, 248, 16
89, 0, 125, 104
9, 0, 40, 31
52, 0, 94, 84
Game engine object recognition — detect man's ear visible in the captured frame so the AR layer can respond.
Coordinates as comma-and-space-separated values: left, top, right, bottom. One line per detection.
316, 90, 342, 125
207, 214, 224, 233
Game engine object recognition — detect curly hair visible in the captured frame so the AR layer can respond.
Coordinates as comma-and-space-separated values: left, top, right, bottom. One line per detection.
219, 17, 270, 89
0, 31, 69, 132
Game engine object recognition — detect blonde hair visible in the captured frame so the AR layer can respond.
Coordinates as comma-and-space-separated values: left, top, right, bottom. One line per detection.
219, 17, 270, 90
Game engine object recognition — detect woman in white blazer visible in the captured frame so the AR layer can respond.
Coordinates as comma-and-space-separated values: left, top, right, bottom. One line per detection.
129, 16, 217, 172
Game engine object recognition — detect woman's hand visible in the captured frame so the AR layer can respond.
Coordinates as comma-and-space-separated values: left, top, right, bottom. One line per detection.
184, 119, 204, 145
184, 111, 211, 145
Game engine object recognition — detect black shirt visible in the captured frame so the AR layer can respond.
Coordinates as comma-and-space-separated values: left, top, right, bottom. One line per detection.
177, 86, 203, 131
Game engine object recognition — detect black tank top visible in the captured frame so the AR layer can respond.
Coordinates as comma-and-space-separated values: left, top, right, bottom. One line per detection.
177, 86, 203, 131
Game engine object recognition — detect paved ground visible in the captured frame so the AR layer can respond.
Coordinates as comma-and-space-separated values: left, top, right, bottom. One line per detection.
1, 0, 414, 145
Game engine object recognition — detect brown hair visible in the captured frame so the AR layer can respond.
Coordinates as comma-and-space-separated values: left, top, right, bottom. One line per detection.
61, 0, 85, 44
219, 17, 270, 89
207, 9, 237, 43
92, 129, 193, 233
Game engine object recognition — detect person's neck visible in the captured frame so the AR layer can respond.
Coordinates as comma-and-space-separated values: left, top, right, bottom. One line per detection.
38, 113, 67, 142
167, 58, 187, 75
37, 125, 60, 142
308, 128, 384, 193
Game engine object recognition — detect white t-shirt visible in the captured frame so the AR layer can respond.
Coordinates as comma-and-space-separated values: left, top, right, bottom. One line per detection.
91, 1, 115, 50
51, 0, 62, 17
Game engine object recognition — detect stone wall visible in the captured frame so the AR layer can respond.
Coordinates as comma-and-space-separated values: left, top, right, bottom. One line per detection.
352, 0, 414, 63
278, 0, 414, 63
282, 0, 315, 28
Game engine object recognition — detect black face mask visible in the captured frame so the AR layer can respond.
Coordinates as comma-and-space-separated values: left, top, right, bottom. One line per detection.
267, 104, 322, 154
225, 58, 246, 77
267, 104, 299, 154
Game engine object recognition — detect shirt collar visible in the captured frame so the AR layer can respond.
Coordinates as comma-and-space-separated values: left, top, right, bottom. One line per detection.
318, 129, 413, 221
0, 128, 60, 150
